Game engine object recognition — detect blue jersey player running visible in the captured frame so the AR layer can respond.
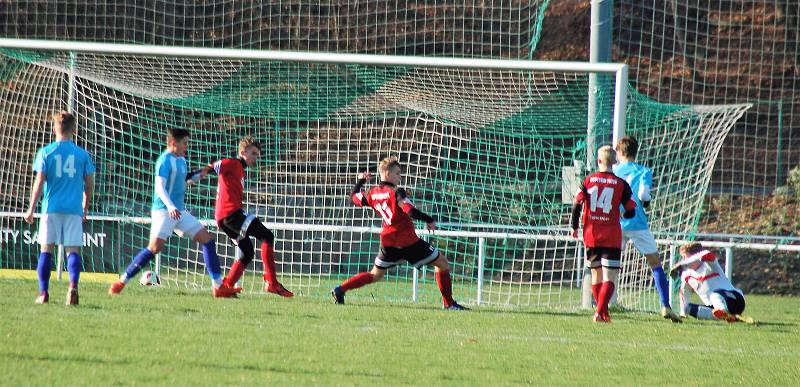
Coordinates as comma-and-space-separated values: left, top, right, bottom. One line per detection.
108, 128, 239, 298
24, 111, 96, 305
613, 136, 681, 323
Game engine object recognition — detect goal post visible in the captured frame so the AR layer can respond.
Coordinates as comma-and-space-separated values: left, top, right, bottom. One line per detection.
0, 38, 749, 311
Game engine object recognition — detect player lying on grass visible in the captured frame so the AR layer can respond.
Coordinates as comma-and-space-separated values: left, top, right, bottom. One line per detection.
614, 136, 681, 323
331, 157, 467, 310
108, 128, 237, 298
571, 145, 636, 323
24, 111, 95, 305
189, 136, 293, 298
670, 242, 755, 324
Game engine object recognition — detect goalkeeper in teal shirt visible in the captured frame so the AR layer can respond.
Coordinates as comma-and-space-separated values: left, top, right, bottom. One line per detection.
613, 136, 681, 323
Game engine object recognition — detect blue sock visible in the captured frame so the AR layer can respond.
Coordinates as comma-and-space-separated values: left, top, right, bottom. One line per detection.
123, 249, 155, 283
202, 241, 223, 284
37, 252, 52, 293
67, 252, 82, 288
652, 266, 671, 308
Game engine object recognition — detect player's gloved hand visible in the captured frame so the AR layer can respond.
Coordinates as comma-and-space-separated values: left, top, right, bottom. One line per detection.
669, 265, 681, 279
642, 200, 650, 209
186, 169, 206, 184
357, 171, 372, 181
570, 228, 579, 239
426, 222, 437, 231
168, 206, 181, 220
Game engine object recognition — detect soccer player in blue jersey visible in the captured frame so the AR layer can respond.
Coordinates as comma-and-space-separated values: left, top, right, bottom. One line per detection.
108, 128, 238, 298
613, 136, 681, 323
24, 111, 95, 305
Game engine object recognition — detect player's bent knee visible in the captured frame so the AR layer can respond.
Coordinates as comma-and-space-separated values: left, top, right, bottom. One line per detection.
645, 253, 662, 267
194, 229, 214, 244
430, 255, 450, 271
370, 266, 387, 281
148, 238, 165, 254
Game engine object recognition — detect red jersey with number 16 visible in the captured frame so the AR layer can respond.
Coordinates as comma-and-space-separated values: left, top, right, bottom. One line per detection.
212, 158, 246, 221
352, 183, 420, 248
574, 171, 636, 248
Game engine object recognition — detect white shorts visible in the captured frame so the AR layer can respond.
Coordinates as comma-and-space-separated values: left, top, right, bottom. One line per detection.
149, 209, 204, 241
622, 229, 658, 255
38, 213, 83, 247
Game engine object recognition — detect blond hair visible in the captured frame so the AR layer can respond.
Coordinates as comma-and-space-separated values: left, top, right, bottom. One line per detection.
239, 136, 262, 153
52, 111, 76, 133
679, 242, 704, 257
378, 157, 401, 174
597, 145, 616, 166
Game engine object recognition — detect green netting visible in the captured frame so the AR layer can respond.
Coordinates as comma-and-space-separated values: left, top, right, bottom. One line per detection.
0, 53, 748, 310
615, 0, 800, 240
0, 1, 757, 309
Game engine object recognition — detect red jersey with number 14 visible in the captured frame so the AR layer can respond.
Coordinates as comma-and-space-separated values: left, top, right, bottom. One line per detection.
574, 171, 636, 248
212, 158, 246, 221
353, 184, 420, 248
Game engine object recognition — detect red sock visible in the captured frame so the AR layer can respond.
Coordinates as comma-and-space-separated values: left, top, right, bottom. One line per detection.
223, 259, 246, 287
436, 270, 456, 308
597, 281, 616, 316
340, 272, 374, 292
591, 283, 602, 305
261, 242, 278, 285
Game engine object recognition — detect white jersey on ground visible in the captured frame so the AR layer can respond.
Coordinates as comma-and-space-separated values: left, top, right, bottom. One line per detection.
679, 250, 741, 307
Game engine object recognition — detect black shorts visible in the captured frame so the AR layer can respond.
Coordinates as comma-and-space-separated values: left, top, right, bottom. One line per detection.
218, 210, 257, 245
712, 289, 746, 315
584, 247, 622, 269
374, 239, 440, 269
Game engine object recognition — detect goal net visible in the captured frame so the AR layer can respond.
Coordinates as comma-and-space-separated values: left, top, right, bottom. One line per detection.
0, 44, 749, 310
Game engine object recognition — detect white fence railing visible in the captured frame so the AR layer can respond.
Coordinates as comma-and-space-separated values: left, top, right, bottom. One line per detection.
2, 212, 798, 307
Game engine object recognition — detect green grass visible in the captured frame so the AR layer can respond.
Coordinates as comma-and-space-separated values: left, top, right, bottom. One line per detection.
1, 279, 799, 386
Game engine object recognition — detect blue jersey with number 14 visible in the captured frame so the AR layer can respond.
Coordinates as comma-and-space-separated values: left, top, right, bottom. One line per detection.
33, 140, 96, 216
613, 161, 652, 231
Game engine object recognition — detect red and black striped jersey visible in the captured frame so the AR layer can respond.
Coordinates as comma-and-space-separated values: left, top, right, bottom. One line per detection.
573, 172, 636, 248
352, 181, 433, 248
211, 158, 247, 221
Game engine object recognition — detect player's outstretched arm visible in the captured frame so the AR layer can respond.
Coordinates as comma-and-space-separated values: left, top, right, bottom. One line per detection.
186, 163, 215, 184
350, 171, 370, 207
669, 263, 683, 279
24, 171, 46, 224
396, 188, 435, 229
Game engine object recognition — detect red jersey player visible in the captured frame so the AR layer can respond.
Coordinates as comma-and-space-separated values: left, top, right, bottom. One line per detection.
192, 136, 293, 298
571, 145, 636, 322
331, 157, 466, 310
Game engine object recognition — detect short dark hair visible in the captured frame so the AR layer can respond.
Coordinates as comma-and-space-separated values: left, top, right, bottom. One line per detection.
167, 128, 190, 142
679, 242, 704, 256
52, 111, 76, 133
616, 136, 639, 159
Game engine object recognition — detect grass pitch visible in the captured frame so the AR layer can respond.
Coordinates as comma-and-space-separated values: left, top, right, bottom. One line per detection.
1, 278, 798, 386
